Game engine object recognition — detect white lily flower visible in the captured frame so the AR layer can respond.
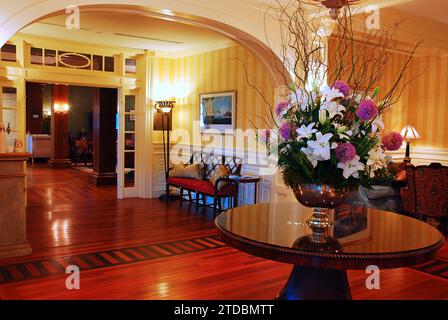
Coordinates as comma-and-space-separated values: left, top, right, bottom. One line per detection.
319, 109, 328, 125
367, 145, 387, 177
290, 89, 310, 110
337, 155, 365, 179
321, 101, 345, 119
338, 130, 353, 140
371, 116, 385, 133
352, 123, 361, 136
301, 146, 318, 168
296, 123, 318, 140
322, 85, 344, 101
307, 132, 333, 161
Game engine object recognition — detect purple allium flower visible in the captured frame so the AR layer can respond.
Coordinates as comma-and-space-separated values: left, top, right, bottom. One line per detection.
335, 143, 357, 163
279, 123, 296, 140
356, 99, 378, 121
260, 129, 271, 144
332, 80, 351, 97
382, 132, 403, 151
275, 101, 291, 118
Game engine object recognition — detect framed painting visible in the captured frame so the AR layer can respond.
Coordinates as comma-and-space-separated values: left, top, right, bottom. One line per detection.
199, 91, 236, 134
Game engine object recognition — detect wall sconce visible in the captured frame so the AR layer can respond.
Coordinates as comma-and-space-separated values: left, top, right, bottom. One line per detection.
54, 103, 69, 113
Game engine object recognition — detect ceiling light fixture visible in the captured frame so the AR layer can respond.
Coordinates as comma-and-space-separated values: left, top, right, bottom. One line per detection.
311, 0, 361, 19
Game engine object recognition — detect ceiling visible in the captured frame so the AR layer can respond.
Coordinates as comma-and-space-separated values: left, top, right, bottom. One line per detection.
17, 0, 448, 56
389, 0, 448, 25
19, 12, 233, 54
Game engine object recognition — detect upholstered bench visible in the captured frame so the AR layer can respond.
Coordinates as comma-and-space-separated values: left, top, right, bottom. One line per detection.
166, 152, 242, 215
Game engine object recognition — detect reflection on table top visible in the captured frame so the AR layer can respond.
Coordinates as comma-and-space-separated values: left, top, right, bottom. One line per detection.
216, 202, 444, 257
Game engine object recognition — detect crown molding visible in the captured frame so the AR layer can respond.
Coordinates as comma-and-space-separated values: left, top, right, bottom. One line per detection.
154, 39, 236, 59
13, 32, 146, 56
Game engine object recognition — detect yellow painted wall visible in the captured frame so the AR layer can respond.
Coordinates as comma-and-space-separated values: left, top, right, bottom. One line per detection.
328, 36, 448, 150
376, 53, 448, 150
152, 45, 276, 147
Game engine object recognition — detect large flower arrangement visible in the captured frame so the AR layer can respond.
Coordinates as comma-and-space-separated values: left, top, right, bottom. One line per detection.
262, 81, 403, 190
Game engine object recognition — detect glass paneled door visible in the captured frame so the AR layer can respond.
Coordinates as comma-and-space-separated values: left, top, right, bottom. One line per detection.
0, 83, 19, 153
117, 89, 138, 198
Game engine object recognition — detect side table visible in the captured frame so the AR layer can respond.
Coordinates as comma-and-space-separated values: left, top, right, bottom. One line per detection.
224, 175, 261, 208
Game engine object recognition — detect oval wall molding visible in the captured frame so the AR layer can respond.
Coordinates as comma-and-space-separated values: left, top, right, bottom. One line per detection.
58, 52, 91, 69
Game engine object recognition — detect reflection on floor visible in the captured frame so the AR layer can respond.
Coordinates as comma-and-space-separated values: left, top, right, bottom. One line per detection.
71, 166, 93, 174
0, 163, 446, 299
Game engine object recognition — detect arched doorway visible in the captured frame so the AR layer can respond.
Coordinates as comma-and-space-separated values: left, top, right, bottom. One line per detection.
1, 3, 286, 200
0, 2, 284, 86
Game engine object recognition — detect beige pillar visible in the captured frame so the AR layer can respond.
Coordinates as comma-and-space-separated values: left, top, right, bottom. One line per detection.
0, 152, 32, 259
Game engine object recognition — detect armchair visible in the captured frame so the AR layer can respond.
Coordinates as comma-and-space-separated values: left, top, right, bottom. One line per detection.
401, 163, 448, 233
26, 134, 51, 162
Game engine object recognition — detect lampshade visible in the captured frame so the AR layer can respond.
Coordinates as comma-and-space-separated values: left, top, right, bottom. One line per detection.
400, 125, 420, 140
154, 100, 175, 114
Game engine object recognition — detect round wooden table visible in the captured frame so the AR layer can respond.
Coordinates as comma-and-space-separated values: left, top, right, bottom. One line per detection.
215, 203, 444, 300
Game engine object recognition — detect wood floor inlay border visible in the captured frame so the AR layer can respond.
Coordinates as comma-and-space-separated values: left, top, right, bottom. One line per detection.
0, 235, 226, 285
1, 234, 446, 286
411, 258, 448, 280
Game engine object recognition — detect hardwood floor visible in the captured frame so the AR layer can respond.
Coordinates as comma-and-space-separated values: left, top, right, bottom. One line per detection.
0, 163, 447, 300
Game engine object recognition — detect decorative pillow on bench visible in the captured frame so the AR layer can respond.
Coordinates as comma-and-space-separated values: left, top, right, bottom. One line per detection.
169, 163, 202, 180
209, 164, 230, 190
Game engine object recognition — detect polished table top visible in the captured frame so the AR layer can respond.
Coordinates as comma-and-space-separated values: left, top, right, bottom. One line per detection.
215, 203, 445, 270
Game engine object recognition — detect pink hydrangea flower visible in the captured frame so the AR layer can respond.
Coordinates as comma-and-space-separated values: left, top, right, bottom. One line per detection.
335, 142, 357, 163
356, 99, 378, 121
382, 132, 403, 151
333, 80, 351, 97
275, 101, 291, 118
279, 123, 296, 140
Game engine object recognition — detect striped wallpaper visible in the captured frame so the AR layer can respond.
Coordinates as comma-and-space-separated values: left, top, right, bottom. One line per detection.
151, 45, 275, 147
384, 55, 448, 150
153, 40, 448, 153
329, 36, 448, 150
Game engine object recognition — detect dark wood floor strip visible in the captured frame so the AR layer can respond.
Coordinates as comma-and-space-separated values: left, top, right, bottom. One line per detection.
411, 259, 448, 280
49, 259, 66, 272
0, 269, 14, 282
433, 267, 448, 275
0, 235, 225, 285
34, 261, 50, 275
16, 264, 32, 279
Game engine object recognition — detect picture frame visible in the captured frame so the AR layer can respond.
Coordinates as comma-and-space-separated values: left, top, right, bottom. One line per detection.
199, 91, 236, 134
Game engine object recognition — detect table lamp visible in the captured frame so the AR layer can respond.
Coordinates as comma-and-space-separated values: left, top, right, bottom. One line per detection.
400, 125, 420, 163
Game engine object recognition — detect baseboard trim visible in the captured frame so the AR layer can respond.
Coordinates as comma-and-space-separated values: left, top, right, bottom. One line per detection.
89, 172, 117, 186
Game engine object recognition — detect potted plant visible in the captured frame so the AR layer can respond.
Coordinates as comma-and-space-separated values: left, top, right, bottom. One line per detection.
254, 1, 417, 243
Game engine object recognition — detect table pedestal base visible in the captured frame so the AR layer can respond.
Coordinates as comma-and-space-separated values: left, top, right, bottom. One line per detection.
277, 266, 352, 300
